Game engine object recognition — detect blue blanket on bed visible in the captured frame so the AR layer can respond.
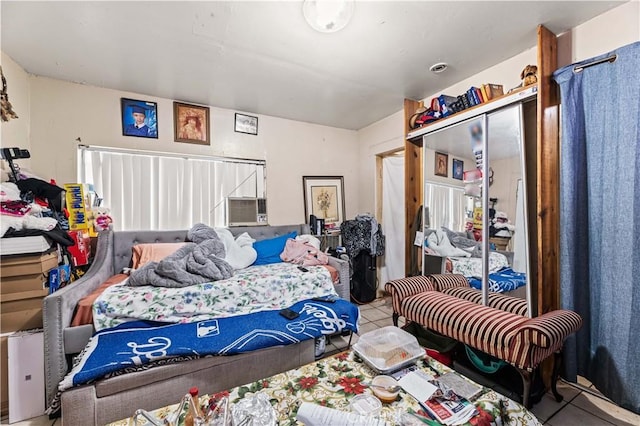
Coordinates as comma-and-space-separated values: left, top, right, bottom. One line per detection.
468, 267, 527, 292
60, 299, 359, 390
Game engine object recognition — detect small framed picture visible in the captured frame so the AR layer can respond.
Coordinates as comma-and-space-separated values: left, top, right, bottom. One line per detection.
121, 98, 158, 138
452, 158, 464, 180
234, 113, 258, 135
434, 152, 449, 177
174, 102, 210, 145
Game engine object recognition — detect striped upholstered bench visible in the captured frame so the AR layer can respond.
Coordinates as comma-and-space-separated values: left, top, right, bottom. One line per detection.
384, 275, 582, 408
385, 274, 528, 327
431, 273, 529, 315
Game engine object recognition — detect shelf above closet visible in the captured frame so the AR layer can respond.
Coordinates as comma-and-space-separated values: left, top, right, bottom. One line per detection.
406, 85, 538, 142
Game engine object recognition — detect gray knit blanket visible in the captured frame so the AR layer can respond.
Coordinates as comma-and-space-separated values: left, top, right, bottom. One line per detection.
128, 223, 234, 288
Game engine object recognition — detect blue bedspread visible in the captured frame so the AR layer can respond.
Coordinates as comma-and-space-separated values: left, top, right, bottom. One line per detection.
60, 298, 359, 391
467, 267, 527, 292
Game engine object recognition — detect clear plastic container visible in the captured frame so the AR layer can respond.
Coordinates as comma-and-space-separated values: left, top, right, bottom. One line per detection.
349, 394, 382, 416
353, 326, 424, 374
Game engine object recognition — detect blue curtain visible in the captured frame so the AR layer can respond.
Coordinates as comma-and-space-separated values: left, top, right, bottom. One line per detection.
554, 41, 640, 414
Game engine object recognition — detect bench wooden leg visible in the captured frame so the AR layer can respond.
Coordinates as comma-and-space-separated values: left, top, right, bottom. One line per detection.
551, 352, 564, 402
392, 312, 399, 327
517, 368, 532, 408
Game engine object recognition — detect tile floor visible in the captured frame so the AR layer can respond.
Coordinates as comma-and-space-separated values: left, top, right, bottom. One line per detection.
3, 297, 639, 425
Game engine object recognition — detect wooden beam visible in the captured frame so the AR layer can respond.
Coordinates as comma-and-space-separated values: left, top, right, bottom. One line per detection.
404, 99, 421, 275
536, 25, 560, 314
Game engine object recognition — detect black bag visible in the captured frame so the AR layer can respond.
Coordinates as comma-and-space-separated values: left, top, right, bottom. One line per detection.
350, 252, 377, 304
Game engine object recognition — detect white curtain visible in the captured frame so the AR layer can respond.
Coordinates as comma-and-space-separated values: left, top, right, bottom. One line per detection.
380, 154, 405, 288
424, 183, 468, 232
80, 147, 265, 231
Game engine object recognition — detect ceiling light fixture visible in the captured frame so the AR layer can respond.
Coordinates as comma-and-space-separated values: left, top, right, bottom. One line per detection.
429, 62, 448, 73
302, 0, 354, 33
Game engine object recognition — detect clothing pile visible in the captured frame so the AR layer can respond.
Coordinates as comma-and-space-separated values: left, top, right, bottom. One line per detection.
489, 211, 515, 238
340, 214, 385, 259
0, 179, 73, 246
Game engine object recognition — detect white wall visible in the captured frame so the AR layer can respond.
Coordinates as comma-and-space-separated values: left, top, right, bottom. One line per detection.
357, 109, 404, 218
22, 75, 359, 226
0, 52, 31, 173
356, 1, 640, 216
558, 1, 640, 66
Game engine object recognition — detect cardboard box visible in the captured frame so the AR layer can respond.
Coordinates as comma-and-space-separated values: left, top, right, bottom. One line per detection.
68, 230, 91, 267
8, 330, 45, 423
64, 183, 90, 231
1, 274, 49, 296
1, 335, 8, 416
48, 264, 71, 294
0, 298, 43, 333
0, 251, 58, 278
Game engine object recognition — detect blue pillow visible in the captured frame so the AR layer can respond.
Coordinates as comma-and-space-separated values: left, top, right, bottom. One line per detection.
252, 231, 297, 266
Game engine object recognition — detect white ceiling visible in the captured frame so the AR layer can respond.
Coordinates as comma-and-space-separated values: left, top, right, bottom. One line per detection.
1, 1, 625, 130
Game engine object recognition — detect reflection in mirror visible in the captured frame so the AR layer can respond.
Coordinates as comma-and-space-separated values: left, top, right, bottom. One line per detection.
487, 104, 530, 316
421, 103, 531, 317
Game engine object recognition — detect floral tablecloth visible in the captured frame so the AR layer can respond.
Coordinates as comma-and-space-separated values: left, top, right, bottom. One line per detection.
109, 350, 541, 425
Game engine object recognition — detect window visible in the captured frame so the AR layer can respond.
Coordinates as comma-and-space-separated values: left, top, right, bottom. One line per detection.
424, 183, 471, 232
79, 146, 266, 230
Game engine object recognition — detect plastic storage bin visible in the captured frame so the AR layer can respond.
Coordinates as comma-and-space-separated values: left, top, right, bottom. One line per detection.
353, 326, 424, 374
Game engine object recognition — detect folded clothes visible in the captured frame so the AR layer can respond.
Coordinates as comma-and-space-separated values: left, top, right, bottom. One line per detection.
1, 200, 31, 216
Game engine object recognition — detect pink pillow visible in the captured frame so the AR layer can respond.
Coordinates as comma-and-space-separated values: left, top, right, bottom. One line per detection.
131, 243, 186, 268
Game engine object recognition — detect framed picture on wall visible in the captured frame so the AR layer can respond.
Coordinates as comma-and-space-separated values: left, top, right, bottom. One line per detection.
234, 113, 258, 135
121, 98, 158, 138
435, 152, 448, 177
452, 158, 464, 180
302, 176, 345, 226
173, 102, 210, 145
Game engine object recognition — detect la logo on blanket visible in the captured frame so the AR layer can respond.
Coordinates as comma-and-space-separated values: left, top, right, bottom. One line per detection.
127, 337, 171, 365
286, 303, 346, 335
125, 320, 220, 365
197, 320, 220, 338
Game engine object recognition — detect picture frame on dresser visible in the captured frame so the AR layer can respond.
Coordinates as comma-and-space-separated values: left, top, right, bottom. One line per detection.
302, 176, 345, 227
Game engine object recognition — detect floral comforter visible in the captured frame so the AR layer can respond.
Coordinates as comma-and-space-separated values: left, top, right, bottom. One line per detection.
450, 251, 509, 278
93, 263, 337, 330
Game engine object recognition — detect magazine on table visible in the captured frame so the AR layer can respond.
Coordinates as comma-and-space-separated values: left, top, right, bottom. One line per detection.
423, 396, 477, 425
434, 371, 484, 401
398, 370, 478, 425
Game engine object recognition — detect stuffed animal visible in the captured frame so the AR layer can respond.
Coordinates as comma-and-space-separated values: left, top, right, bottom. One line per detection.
91, 207, 113, 232
520, 64, 538, 86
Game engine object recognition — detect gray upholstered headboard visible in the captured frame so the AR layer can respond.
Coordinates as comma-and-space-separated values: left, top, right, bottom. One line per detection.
111, 224, 310, 274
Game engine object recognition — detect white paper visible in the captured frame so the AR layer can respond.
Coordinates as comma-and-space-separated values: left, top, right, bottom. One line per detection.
414, 231, 424, 247
296, 402, 387, 426
398, 370, 438, 403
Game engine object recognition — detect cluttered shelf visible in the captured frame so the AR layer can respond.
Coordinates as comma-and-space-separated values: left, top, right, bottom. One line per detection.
405, 84, 538, 142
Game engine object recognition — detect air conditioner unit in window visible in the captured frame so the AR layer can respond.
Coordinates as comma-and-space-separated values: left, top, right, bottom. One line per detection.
226, 197, 268, 226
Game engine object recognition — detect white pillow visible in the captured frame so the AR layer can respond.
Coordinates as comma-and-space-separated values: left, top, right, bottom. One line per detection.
215, 227, 257, 270
426, 229, 471, 258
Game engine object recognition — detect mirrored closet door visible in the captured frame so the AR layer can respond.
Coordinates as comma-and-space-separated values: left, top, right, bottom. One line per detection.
421, 97, 535, 317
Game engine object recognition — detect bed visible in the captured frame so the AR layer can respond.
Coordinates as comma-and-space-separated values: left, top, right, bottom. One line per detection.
422, 228, 527, 298
43, 224, 354, 425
